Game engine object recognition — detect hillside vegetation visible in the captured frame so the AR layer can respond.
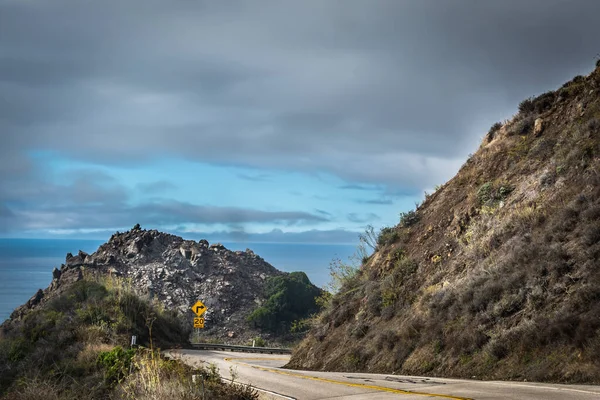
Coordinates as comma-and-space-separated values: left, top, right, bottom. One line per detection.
288, 63, 600, 383
248, 271, 322, 335
0, 275, 257, 399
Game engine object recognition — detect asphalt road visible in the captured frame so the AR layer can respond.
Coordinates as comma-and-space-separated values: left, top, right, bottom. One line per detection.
165, 349, 600, 400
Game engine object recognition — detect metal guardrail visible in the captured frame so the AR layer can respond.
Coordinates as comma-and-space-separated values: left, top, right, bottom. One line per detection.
191, 342, 292, 354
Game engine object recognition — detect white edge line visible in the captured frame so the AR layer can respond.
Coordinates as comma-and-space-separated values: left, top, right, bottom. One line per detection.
481, 381, 600, 395
220, 377, 297, 400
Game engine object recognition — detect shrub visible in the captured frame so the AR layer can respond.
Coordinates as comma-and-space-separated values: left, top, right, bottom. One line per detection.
518, 97, 535, 114
515, 116, 534, 135
486, 122, 502, 142
560, 76, 586, 98
376, 330, 398, 351
587, 117, 600, 133
399, 210, 419, 228
97, 346, 136, 385
477, 181, 513, 206
380, 304, 395, 321
477, 182, 493, 204
117, 350, 259, 400
377, 226, 399, 247
529, 138, 556, 160
532, 91, 556, 113
247, 272, 322, 333
0, 277, 195, 399
348, 322, 369, 339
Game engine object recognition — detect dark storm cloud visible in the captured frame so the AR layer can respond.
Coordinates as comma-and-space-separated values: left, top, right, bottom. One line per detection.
2, 0, 600, 232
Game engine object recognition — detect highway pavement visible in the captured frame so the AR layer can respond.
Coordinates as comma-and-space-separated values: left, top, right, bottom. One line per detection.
165, 349, 600, 400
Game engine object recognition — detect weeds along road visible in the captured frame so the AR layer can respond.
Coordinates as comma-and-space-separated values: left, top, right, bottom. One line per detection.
165, 349, 600, 400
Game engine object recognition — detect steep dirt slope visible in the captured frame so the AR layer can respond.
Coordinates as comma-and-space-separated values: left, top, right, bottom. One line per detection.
289, 64, 600, 383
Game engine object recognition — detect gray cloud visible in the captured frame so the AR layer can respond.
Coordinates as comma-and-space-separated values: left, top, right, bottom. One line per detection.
2, 0, 599, 193
133, 201, 328, 226
136, 181, 177, 194
3, 169, 128, 209
0, 203, 14, 217
204, 228, 360, 245
237, 173, 271, 182
2, 0, 600, 235
0, 164, 328, 233
12, 227, 361, 245
347, 212, 380, 223
357, 198, 394, 205
1, 201, 328, 233
315, 209, 332, 217
0, 204, 16, 233
339, 184, 382, 191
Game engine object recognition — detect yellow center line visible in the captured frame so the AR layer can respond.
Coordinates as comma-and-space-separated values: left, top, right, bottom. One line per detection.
224, 357, 473, 400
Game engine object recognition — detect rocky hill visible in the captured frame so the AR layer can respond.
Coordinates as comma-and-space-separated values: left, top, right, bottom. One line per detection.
7, 226, 285, 343
288, 63, 600, 383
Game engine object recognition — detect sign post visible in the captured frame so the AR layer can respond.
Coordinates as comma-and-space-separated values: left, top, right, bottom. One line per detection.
191, 300, 208, 338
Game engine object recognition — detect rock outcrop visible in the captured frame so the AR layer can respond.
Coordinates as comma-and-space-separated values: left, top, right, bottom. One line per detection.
9, 228, 284, 343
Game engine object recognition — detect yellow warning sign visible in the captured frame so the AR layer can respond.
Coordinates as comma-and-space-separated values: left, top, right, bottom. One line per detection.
191, 300, 207, 317
194, 317, 205, 329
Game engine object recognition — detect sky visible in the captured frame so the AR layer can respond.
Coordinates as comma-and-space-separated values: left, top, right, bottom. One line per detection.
1, 0, 600, 244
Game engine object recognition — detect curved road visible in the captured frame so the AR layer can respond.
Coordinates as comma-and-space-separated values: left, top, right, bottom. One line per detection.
165, 349, 600, 400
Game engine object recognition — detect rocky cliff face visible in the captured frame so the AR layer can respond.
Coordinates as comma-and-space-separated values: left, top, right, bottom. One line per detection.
9, 226, 283, 343
289, 64, 600, 382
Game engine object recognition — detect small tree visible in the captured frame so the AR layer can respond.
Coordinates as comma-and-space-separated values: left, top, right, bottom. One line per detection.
358, 225, 378, 256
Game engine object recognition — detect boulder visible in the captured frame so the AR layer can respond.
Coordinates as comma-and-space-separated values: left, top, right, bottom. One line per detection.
66, 252, 86, 268
180, 247, 192, 260
534, 118, 544, 136
26, 289, 44, 308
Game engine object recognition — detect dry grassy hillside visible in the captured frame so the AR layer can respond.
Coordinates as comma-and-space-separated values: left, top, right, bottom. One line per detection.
288, 63, 600, 383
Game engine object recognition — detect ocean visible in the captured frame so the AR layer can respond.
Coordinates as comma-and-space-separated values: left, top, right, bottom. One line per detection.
0, 238, 357, 323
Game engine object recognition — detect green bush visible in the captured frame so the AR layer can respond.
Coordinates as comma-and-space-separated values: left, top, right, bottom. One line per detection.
477, 182, 493, 204
487, 122, 502, 142
399, 210, 419, 228
97, 346, 136, 385
532, 91, 556, 113
247, 272, 322, 333
477, 181, 513, 206
518, 97, 535, 114
377, 226, 399, 247
251, 337, 267, 347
